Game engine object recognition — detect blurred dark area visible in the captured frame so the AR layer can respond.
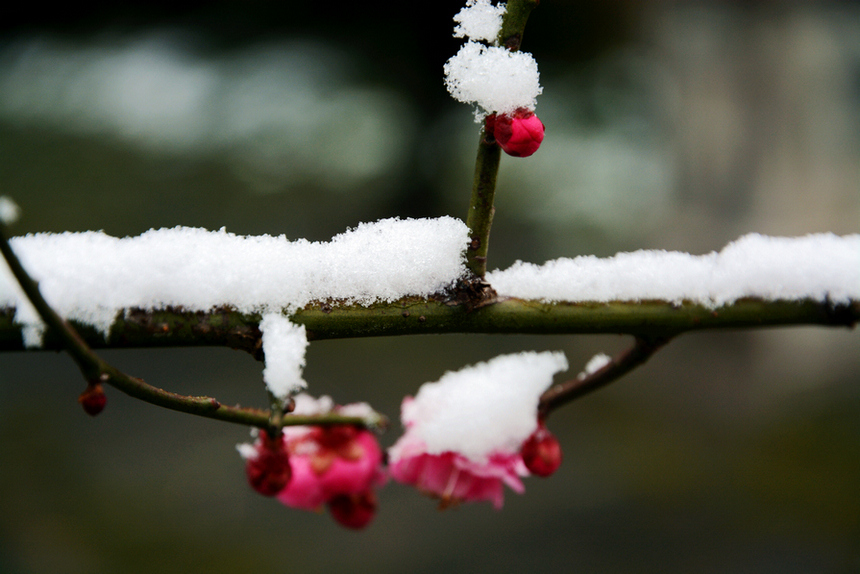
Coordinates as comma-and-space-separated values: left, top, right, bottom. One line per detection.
1, 1, 858, 573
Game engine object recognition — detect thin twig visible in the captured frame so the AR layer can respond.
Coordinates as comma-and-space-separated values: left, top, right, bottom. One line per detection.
0, 225, 384, 431
538, 336, 671, 418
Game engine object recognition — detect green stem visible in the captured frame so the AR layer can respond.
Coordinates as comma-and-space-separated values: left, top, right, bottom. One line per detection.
465, 131, 502, 277
497, 0, 540, 51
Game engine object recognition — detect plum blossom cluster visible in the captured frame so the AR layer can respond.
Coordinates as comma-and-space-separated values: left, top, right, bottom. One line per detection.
239, 394, 386, 529
444, 0, 545, 157
238, 352, 567, 528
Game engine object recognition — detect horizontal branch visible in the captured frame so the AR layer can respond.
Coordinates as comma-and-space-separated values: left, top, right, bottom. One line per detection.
1, 296, 856, 353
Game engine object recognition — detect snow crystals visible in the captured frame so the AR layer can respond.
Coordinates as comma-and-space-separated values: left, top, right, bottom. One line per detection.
444, 0, 543, 120
0, 217, 469, 347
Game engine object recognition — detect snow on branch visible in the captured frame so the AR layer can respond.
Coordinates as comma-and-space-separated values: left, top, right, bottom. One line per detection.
1, 221, 858, 350
0, 218, 469, 347
488, 233, 860, 307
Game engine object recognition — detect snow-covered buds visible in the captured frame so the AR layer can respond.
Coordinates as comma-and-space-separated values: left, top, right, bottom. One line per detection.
244, 430, 292, 496
485, 108, 545, 157
520, 420, 562, 477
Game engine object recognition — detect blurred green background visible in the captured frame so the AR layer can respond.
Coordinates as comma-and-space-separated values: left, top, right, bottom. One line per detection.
1, 1, 859, 572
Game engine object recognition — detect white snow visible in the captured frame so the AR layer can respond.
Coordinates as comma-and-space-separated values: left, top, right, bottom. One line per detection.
445, 0, 542, 120
578, 353, 612, 380
487, 233, 860, 307
0, 217, 470, 347
394, 351, 569, 461
0, 196, 20, 225
453, 0, 506, 44
260, 314, 308, 399
444, 42, 542, 120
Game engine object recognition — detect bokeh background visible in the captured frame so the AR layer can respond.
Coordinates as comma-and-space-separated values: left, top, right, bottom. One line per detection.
1, 1, 859, 572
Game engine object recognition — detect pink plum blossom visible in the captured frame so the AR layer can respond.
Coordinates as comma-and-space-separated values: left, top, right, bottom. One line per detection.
238, 395, 386, 528
388, 353, 568, 509
485, 108, 545, 157
389, 433, 527, 509
277, 425, 385, 514
388, 397, 530, 509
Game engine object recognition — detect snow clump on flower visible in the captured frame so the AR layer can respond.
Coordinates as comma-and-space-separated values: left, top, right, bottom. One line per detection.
388, 351, 568, 508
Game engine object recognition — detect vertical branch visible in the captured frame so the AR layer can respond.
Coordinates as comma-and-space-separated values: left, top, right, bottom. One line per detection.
464, 0, 540, 278
465, 134, 502, 277
498, 0, 540, 51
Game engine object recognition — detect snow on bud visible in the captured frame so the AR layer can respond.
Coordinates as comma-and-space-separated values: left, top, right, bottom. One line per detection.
244, 430, 292, 496
520, 420, 562, 477
78, 381, 107, 416
327, 490, 378, 530
444, 42, 542, 120
485, 108, 545, 157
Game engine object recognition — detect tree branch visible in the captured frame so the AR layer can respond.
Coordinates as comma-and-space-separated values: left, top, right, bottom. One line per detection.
538, 336, 670, 417
2, 297, 854, 353
0, 226, 385, 430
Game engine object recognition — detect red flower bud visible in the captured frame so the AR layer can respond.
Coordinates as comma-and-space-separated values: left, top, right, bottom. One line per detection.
78, 382, 107, 416
327, 490, 377, 530
246, 431, 292, 496
485, 108, 545, 158
520, 422, 562, 477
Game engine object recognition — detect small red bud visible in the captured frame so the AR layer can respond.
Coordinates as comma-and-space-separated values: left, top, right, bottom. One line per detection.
327, 490, 377, 530
521, 422, 562, 477
485, 108, 545, 158
246, 431, 292, 496
78, 383, 107, 416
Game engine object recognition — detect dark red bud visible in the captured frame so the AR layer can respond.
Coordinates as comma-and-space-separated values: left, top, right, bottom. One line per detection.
246, 431, 292, 496
521, 422, 562, 477
327, 490, 377, 530
78, 383, 107, 416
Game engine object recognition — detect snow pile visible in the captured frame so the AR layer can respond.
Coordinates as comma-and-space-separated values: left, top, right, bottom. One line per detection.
487, 233, 860, 306
453, 0, 506, 43
390, 351, 569, 462
444, 0, 542, 120
578, 353, 612, 380
260, 314, 308, 399
0, 217, 470, 347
